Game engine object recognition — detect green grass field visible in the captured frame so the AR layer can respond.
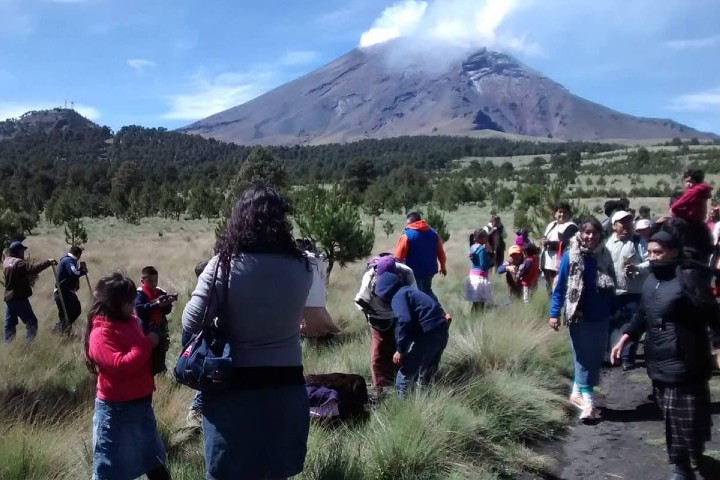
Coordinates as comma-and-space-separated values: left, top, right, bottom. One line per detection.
2, 208, 572, 479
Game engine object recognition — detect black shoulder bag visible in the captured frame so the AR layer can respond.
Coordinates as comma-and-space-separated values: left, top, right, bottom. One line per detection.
174, 260, 234, 392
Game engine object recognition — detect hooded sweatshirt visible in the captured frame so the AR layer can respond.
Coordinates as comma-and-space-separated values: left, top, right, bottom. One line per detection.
394, 221, 446, 278
374, 273, 447, 354
671, 182, 713, 223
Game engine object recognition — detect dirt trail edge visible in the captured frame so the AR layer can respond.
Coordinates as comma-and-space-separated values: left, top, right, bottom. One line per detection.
524, 361, 720, 480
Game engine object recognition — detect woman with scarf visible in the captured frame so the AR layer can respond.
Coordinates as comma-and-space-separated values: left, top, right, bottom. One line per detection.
611, 230, 720, 480
549, 216, 616, 422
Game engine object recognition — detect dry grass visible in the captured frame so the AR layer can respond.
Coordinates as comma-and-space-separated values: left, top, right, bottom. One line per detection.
1, 209, 572, 479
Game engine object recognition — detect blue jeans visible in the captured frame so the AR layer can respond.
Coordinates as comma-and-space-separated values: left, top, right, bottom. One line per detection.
92, 397, 167, 480
396, 325, 449, 396
415, 276, 438, 303
4, 297, 38, 342
609, 295, 640, 363
569, 319, 610, 391
181, 329, 204, 412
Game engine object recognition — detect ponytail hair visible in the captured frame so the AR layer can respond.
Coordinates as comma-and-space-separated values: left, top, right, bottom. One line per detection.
84, 272, 137, 374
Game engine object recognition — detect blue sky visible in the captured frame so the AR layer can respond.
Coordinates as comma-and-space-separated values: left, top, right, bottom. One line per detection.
0, 0, 718, 134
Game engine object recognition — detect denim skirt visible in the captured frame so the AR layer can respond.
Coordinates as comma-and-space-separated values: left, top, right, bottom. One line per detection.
202, 385, 310, 480
92, 396, 167, 480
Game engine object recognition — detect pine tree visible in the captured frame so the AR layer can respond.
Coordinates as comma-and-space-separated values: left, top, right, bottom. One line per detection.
294, 185, 374, 282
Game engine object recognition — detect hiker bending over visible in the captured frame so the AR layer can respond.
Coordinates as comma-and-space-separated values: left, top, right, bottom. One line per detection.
3, 241, 56, 342
182, 185, 312, 480
612, 230, 720, 480
374, 271, 450, 397
86, 272, 170, 480
355, 254, 416, 391
394, 212, 447, 302
52, 245, 88, 335
549, 217, 616, 422
135, 266, 175, 375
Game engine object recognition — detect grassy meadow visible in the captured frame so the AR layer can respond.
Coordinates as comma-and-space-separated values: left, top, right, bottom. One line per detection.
0, 206, 576, 479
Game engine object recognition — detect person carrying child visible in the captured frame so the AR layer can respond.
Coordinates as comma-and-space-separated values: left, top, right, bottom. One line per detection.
135, 266, 176, 375
671, 168, 713, 225
85, 272, 170, 480
497, 243, 541, 304
466, 229, 493, 312
497, 245, 524, 299
373, 270, 450, 397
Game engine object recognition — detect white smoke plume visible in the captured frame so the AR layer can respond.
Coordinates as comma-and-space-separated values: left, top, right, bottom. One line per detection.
359, 0, 539, 55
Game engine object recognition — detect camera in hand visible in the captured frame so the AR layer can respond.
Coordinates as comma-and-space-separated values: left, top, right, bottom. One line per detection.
160, 293, 179, 302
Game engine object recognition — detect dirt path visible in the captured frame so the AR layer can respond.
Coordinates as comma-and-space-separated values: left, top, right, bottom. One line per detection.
524, 359, 720, 480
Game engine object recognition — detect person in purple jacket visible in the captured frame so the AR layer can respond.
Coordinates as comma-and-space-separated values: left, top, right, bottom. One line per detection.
374, 271, 450, 397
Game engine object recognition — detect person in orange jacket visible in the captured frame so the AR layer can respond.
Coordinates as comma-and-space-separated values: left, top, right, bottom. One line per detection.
394, 212, 447, 303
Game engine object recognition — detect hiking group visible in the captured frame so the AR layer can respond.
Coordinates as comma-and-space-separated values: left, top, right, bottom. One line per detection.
2, 168, 719, 480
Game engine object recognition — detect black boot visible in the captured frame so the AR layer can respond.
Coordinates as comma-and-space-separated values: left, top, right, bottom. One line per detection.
670, 462, 696, 480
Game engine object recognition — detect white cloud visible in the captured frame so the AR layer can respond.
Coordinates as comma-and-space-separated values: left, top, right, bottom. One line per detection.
163, 52, 322, 122
127, 58, 156, 72
663, 35, 720, 51
667, 87, 720, 112
278, 51, 320, 67
162, 70, 276, 121
360, 0, 428, 47
358, 0, 539, 55
0, 102, 100, 121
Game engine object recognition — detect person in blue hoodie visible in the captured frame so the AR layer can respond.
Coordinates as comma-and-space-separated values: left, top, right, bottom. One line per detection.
374, 271, 450, 396
549, 216, 616, 422
52, 245, 88, 335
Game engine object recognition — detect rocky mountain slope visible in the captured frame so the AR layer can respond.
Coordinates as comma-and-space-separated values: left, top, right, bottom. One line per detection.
180, 43, 715, 145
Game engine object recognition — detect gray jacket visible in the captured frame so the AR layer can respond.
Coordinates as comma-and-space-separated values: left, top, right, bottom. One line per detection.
182, 253, 312, 367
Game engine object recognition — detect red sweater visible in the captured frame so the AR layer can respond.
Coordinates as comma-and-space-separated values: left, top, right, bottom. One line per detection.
671, 183, 713, 223
88, 315, 155, 402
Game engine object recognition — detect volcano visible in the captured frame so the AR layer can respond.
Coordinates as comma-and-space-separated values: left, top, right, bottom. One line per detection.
180, 43, 715, 145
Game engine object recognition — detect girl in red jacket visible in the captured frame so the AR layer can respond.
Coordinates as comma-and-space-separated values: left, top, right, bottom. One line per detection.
84, 272, 170, 480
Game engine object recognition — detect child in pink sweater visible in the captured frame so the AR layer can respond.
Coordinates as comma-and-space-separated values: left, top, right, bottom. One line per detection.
85, 272, 170, 480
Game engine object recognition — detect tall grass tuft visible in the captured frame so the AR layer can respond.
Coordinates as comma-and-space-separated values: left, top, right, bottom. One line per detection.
0, 211, 577, 479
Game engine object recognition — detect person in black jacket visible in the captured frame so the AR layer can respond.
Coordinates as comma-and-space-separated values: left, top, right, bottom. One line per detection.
52, 245, 88, 335
611, 231, 720, 480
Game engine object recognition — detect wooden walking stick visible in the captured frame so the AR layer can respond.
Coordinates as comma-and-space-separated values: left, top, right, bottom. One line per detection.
51, 263, 70, 329
80, 261, 92, 296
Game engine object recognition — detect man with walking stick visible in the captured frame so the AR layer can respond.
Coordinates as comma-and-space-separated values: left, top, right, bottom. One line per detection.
3, 241, 57, 342
52, 245, 88, 336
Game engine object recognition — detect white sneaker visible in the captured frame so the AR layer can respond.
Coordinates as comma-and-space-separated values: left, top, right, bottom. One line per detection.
569, 393, 584, 410
579, 400, 599, 422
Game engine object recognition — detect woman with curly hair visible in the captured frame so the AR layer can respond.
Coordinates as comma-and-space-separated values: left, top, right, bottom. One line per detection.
549, 216, 616, 422
182, 185, 313, 480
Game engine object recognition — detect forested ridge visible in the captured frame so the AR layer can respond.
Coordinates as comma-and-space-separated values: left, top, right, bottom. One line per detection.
1, 108, 718, 250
